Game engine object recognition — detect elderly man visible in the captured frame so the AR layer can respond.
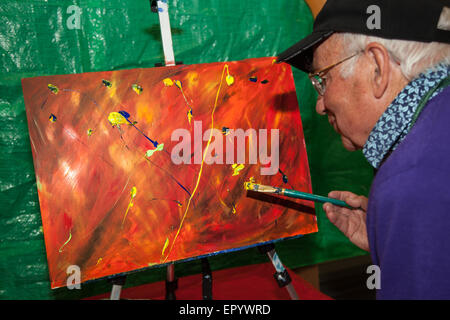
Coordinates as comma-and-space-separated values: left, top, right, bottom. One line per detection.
278, 0, 450, 299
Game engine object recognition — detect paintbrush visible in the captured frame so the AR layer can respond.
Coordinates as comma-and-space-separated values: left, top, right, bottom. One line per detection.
244, 182, 356, 209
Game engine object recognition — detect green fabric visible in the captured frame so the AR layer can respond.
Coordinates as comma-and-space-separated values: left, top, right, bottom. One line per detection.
0, 0, 373, 299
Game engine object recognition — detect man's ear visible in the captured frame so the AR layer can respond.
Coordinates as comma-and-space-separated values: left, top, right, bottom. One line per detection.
365, 42, 391, 99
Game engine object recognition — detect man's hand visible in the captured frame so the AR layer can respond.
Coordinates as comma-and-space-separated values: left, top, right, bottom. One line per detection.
323, 191, 370, 251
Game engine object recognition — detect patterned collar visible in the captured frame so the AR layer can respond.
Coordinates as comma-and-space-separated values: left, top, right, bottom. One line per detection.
363, 63, 450, 169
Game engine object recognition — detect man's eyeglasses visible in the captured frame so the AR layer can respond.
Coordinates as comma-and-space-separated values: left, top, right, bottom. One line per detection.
308, 51, 362, 96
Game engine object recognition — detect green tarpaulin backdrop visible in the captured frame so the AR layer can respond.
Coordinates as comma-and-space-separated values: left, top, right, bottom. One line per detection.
0, 0, 373, 299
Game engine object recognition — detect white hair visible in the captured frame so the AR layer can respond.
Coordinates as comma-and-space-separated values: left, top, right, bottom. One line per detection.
336, 33, 450, 81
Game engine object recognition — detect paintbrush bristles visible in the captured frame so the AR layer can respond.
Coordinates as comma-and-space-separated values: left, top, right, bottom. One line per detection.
253, 184, 279, 193
243, 182, 282, 194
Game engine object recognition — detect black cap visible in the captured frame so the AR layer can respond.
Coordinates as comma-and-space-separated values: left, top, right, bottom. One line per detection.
277, 0, 450, 72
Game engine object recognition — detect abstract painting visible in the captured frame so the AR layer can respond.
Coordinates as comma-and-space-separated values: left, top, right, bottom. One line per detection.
22, 57, 317, 289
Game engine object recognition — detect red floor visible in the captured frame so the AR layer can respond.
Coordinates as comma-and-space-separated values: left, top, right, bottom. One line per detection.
87, 262, 332, 300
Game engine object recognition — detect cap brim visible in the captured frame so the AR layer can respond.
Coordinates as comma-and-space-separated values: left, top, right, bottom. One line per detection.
277, 30, 334, 72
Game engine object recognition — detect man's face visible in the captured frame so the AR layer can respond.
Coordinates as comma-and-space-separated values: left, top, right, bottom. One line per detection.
312, 36, 379, 151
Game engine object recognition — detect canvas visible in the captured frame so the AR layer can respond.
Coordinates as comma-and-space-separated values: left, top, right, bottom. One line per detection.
22, 57, 317, 289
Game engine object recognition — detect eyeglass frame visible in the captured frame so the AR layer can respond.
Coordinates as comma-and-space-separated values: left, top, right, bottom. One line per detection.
308, 51, 362, 96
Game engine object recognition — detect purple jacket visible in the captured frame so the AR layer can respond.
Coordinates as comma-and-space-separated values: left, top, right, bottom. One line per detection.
367, 86, 450, 299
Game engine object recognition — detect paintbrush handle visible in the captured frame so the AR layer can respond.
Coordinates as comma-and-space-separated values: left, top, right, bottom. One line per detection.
282, 189, 354, 209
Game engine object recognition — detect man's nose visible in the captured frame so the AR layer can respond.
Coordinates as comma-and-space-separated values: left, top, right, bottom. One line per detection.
315, 96, 326, 115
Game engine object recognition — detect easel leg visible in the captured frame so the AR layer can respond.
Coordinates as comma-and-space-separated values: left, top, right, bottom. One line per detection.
166, 263, 178, 300
109, 275, 126, 300
201, 258, 212, 300
258, 243, 299, 300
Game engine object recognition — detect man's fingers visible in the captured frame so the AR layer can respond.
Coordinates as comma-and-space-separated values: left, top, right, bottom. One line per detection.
323, 194, 369, 252
323, 203, 337, 223
323, 202, 350, 222
328, 190, 357, 202
328, 190, 367, 209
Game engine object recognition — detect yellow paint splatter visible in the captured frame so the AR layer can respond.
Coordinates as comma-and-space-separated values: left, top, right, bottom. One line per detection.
163, 78, 174, 86
161, 237, 169, 257
48, 84, 59, 94
187, 108, 193, 124
224, 64, 234, 86
49, 114, 57, 123
226, 74, 234, 86
102, 79, 112, 88
108, 112, 127, 127
163, 78, 194, 124
232, 164, 245, 176
222, 127, 231, 135
244, 177, 257, 191
58, 231, 72, 253
132, 83, 143, 95
130, 186, 137, 198
121, 187, 137, 227
146, 143, 164, 157
244, 181, 254, 190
